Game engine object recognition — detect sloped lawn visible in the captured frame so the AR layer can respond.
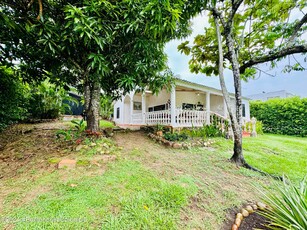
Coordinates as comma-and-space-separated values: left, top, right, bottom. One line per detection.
1, 123, 306, 229
243, 134, 307, 181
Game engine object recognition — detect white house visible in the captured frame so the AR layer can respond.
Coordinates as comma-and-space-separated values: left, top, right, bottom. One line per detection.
248, 90, 294, 101
113, 78, 250, 128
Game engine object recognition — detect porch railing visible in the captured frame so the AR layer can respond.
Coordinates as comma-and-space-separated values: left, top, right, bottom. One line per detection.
175, 109, 207, 127
145, 110, 171, 125
140, 110, 231, 130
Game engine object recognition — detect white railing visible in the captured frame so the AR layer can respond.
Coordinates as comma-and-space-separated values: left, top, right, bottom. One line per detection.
210, 112, 229, 133
175, 109, 207, 127
145, 110, 171, 125
131, 113, 143, 124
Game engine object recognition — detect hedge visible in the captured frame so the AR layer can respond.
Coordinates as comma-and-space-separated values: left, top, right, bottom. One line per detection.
250, 97, 307, 136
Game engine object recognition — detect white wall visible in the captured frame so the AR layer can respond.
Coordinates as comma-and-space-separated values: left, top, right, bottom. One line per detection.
113, 99, 124, 124
211, 94, 224, 115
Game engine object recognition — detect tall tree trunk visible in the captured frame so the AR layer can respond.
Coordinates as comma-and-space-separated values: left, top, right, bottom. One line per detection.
212, 9, 246, 166
224, 23, 246, 166
84, 78, 100, 132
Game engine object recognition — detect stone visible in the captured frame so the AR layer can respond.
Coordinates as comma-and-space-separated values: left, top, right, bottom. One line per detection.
257, 202, 266, 210
236, 213, 243, 220
246, 205, 254, 213
252, 204, 258, 210
76, 145, 84, 151
173, 142, 182, 149
241, 209, 249, 217
235, 217, 241, 227
231, 224, 238, 230
104, 128, 114, 137
58, 159, 76, 169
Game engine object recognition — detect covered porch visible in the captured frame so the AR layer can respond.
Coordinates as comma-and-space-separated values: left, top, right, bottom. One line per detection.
114, 81, 232, 128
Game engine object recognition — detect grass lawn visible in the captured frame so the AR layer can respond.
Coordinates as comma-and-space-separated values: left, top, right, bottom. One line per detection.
0, 123, 306, 229
243, 134, 307, 181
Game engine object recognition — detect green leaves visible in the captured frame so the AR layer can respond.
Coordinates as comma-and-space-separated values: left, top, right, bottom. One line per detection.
260, 176, 307, 230
250, 97, 307, 136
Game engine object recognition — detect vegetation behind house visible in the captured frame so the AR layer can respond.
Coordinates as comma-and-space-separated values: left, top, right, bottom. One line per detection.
250, 97, 307, 136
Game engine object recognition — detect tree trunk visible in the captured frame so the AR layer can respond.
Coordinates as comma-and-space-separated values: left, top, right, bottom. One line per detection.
84, 79, 100, 132
212, 8, 246, 166
224, 22, 246, 166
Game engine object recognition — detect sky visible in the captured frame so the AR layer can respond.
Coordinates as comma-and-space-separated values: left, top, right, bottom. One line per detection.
164, 13, 307, 98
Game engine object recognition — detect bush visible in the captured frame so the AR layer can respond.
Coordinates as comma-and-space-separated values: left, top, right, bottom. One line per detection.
243, 120, 264, 135
0, 66, 29, 130
181, 124, 224, 139
260, 176, 307, 230
163, 132, 188, 142
250, 97, 307, 136
28, 79, 75, 119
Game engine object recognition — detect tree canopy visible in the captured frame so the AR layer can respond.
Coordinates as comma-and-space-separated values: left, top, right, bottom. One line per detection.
0, 0, 200, 130
179, 0, 307, 79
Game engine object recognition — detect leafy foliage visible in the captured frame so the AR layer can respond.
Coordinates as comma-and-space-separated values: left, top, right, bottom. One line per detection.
0, 66, 29, 130
243, 120, 264, 135
28, 79, 75, 119
181, 124, 224, 139
260, 176, 307, 230
250, 97, 307, 136
163, 132, 188, 142
178, 0, 307, 79
100, 95, 113, 120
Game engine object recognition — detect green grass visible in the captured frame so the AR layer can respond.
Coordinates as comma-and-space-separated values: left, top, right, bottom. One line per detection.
1, 161, 197, 229
243, 134, 307, 181
99, 120, 115, 128
1, 131, 307, 229
213, 134, 307, 181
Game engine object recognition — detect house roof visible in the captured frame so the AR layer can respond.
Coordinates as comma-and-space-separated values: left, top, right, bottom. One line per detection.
174, 78, 250, 100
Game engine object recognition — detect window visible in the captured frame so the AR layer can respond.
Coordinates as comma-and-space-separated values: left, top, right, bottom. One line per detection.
116, 107, 120, 119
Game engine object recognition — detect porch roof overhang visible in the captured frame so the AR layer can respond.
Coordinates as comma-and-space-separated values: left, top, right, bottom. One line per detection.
175, 78, 250, 100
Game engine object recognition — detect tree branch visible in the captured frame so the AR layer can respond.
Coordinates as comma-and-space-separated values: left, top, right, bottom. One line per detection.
288, 13, 307, 44
210, 7, 227, 29
227, 0, 243, 27
240, 44, 307, 73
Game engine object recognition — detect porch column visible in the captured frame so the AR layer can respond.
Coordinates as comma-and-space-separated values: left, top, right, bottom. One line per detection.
206, 92, 211, 124
130, 93, 134, 124
170, 85, 176, 127
142, 93, 146, 124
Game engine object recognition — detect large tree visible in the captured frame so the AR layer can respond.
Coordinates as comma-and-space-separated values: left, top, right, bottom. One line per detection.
0, 0, 198, 131
179, 0, 307, 167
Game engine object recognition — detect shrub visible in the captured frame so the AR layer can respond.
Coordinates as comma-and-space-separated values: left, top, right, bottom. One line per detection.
260, 176, 307, 230
28, 79, 76, 119
0, 66, 29, 131
182, 124, 223, 139
163, 132, 188, 142
243, 120, 264, 135
250, 97, 307, 136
